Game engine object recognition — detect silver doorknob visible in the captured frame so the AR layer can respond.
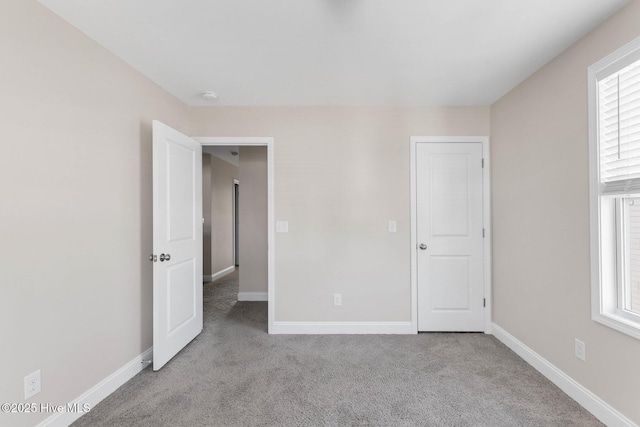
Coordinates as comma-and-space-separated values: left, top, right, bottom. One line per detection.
419, 243, 427, 250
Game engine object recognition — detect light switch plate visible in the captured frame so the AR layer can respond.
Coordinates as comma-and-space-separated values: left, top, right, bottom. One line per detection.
388, 220, 397, 232
575, 338, 586, 361
276, 221, 288, 233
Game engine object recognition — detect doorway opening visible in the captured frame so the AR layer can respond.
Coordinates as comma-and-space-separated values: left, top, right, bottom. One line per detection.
202, 145, 240, 283
197, 137, 274, 333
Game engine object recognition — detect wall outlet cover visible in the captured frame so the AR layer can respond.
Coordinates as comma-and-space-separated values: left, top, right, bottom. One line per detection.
334, 293, 342, 306
24, 370, 41, 400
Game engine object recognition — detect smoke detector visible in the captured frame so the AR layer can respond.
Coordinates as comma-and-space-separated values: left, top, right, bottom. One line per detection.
202, 91, 218, 101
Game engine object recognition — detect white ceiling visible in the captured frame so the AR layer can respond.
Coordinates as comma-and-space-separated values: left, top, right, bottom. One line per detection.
39, 0, 629, 106
202, 145, 239, 167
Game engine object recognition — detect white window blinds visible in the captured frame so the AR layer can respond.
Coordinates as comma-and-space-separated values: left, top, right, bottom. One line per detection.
599, 59, 640, 195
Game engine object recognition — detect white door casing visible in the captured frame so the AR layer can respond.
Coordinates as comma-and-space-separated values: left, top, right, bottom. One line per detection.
416, 142, 485, 332
153, 120, 203, 370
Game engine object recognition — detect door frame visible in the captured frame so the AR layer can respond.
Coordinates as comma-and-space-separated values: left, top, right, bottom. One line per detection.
233, 178, 239, 266
195, 137, 275, 333
410, 136, 492, 334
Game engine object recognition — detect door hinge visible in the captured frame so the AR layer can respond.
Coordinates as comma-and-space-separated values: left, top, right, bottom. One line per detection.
483, 298, 486, 307
481, 158, 484, 168
482, 228, 485, 238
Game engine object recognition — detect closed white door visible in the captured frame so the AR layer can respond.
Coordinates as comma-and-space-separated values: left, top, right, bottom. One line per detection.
416, 142, 484, 332
152, 120, 203, 370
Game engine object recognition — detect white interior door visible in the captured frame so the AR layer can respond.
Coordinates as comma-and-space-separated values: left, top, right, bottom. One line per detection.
152, 120, 203, 370
416, 142, 484, 332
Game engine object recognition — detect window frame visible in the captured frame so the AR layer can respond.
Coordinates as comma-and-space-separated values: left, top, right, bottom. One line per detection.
589, 36, 640, 341
616, 198, 640, 320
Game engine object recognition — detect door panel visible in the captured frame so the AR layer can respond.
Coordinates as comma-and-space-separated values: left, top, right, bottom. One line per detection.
168, 142, 197, 242
431, 256, 470, 310
431, 154, 470, 236
153, 120, 203, 370
417, 142, 484, 332
167, 259, 197, 332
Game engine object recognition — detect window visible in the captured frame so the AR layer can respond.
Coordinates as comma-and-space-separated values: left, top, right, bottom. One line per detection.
622, 198, 640, 314
589, 36, 640, 340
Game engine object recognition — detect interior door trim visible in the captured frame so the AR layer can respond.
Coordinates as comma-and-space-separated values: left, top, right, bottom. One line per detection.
410, 136, 492, 334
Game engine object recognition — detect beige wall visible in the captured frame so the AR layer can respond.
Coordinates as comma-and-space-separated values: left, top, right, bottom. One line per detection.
189, 107, 490, 320
202, 154, 212, 276
238, 147, 268, 294
490, 1, 640, 423
210, 155, 239, 275
0, 3, 489, 421
0, 1, 189, 426
14, 0, 637, 423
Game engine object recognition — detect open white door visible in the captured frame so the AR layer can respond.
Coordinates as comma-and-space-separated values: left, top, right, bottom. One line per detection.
152, 120, 203, 370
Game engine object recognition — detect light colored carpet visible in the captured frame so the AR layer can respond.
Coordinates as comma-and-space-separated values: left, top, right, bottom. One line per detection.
72, 269, 602, 426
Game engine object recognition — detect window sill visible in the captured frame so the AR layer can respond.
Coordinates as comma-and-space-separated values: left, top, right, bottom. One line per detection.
592, 310, 640, 341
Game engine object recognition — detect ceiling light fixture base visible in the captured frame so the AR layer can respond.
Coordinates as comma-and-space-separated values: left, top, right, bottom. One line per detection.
201, 91, 218, 101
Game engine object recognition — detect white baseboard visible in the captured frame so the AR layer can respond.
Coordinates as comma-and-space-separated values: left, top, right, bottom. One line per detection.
37, 348, 153, 427
210, 266, 235, 282
270, 321, 415, 334
492, 323, 637, 427
237, 292, 268, 301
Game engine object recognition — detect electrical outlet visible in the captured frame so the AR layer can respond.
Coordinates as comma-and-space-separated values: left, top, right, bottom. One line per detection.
24, 370, 41, 400
334, 293, 342, 306
575, 339, 586, 362
276, 221, 288, 233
